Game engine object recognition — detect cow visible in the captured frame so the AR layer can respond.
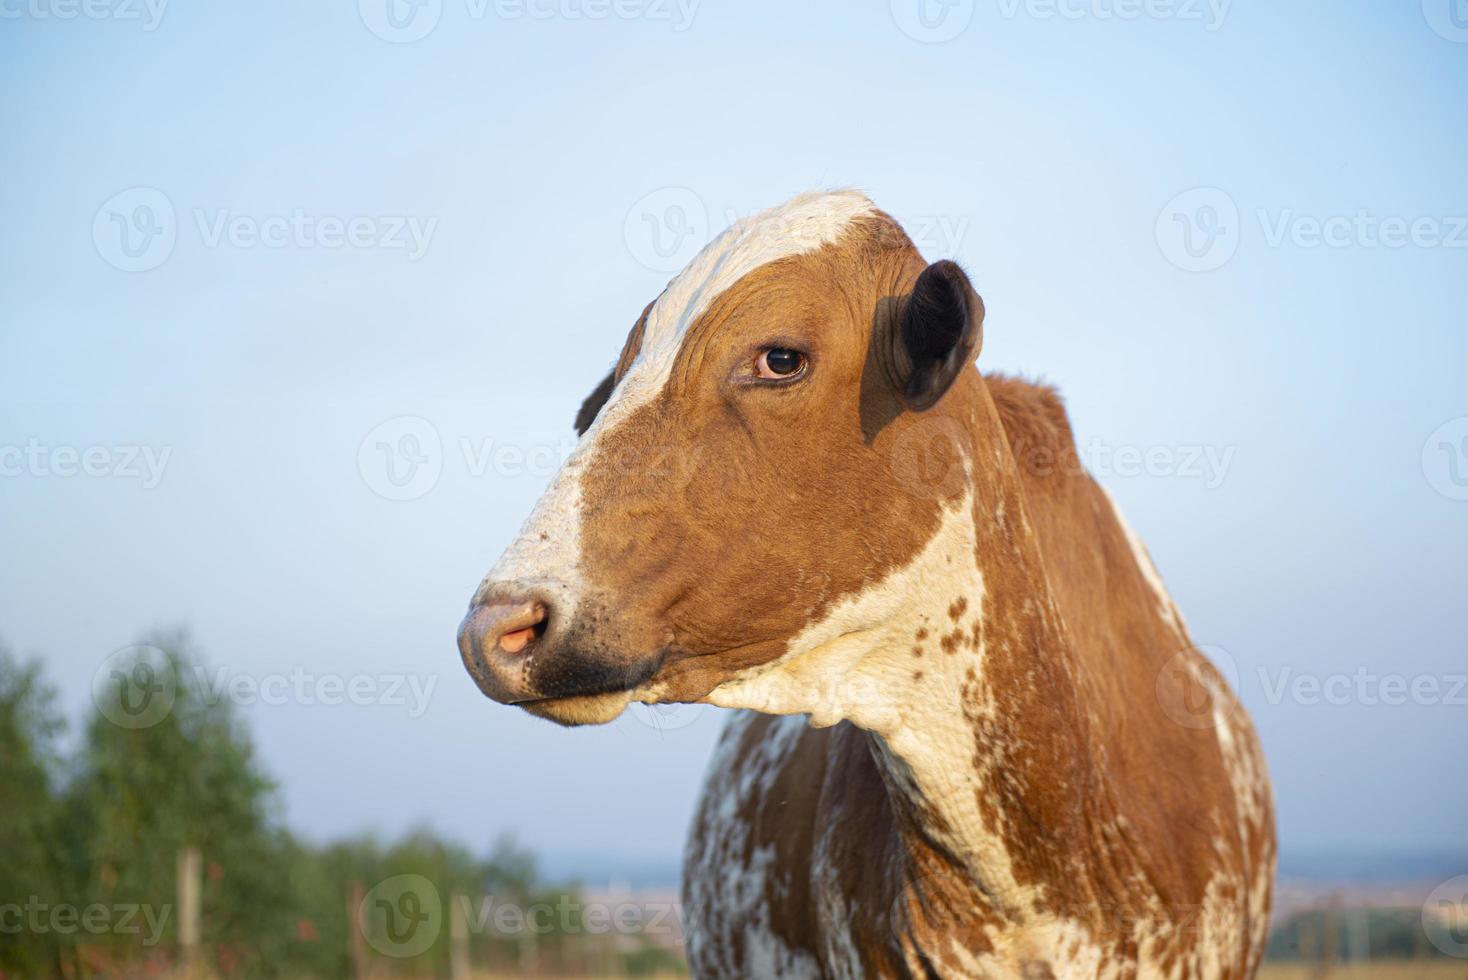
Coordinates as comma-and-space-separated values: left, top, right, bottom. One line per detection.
457, 190, 1275, 979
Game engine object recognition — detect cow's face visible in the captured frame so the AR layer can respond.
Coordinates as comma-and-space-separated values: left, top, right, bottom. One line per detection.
458, 192, 985, 725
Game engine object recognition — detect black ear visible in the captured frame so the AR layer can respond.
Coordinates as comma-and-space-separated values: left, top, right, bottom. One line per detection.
574, 370, 616, 436
899, 260, 984, 411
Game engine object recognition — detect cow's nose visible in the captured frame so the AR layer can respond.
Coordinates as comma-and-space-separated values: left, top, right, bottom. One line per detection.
458, 598, 550, 661
458, 595, 554, 703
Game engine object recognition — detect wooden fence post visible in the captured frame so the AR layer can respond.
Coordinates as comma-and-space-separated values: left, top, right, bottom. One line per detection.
450, 895, 471, 980
176, 847, 202, 980
349, 881, 370, 980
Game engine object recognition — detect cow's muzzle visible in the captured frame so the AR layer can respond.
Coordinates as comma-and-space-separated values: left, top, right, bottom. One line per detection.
457, 588, 555, 704
457, 582, 664, 721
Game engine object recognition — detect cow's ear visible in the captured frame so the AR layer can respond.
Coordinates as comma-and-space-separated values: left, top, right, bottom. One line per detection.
897, 260, 984, 412
574, 370, 616, 436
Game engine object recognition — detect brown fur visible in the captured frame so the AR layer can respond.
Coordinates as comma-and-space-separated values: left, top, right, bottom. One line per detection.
461, 200, 1275, 978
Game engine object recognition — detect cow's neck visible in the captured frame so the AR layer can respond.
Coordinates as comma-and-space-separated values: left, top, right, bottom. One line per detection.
707, 393, 1109, 917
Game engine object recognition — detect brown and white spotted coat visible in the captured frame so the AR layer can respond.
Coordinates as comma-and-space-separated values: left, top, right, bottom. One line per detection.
457, 191, 1275, 979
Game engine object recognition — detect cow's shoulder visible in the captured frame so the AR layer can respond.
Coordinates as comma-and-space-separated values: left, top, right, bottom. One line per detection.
683, 710, 831, 978
684, 710, 934, 979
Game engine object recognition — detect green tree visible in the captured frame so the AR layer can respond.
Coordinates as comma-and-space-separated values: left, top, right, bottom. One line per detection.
67, 631, 298, 977
0, 645, 70, 976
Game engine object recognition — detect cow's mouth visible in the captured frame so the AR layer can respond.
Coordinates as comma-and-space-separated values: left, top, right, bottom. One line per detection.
514, 689, 638, 727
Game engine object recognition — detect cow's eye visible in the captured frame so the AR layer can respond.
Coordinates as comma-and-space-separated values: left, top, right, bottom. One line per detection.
755, 348, 808, 380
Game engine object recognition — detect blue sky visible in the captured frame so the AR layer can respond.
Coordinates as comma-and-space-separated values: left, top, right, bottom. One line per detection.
2, 0, 1466, 875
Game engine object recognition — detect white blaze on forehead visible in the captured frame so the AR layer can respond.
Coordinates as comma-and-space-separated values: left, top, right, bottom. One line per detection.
609, 189, 879, 419
477, 190, 878, 609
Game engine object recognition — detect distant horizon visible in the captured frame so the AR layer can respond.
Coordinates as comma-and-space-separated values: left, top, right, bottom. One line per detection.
3, 0, 1465, 884
13, 626, 1465, 892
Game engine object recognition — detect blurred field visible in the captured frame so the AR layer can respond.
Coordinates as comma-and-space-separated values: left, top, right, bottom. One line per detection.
6, 642, 1465, 980
1259, 964, 1468, 980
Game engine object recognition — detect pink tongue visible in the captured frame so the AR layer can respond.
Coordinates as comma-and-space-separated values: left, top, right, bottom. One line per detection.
499, 627, 535, 654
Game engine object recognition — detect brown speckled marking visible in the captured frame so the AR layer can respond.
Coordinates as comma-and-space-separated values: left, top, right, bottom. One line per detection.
469, 194, 1275, 979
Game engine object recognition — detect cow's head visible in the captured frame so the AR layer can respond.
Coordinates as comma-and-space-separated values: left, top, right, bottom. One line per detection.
458, 191, 986, 725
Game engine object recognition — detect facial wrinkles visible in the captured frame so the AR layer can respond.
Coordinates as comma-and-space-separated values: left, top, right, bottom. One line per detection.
475, 190, 878, 622
614, 189, 878, 418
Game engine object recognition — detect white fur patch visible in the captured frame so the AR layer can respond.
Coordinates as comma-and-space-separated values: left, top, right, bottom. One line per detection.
475, 190, 877, 630
683, 711, 822, 979
603, 189, 877, 424
1098, 484, 1189, 638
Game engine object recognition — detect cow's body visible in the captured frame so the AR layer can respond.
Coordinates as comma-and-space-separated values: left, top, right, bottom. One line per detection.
457, 191, 1274, 979
682, 379, 1274, 979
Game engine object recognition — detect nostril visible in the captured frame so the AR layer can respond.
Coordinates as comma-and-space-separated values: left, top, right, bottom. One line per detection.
498, 604, 549, 655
